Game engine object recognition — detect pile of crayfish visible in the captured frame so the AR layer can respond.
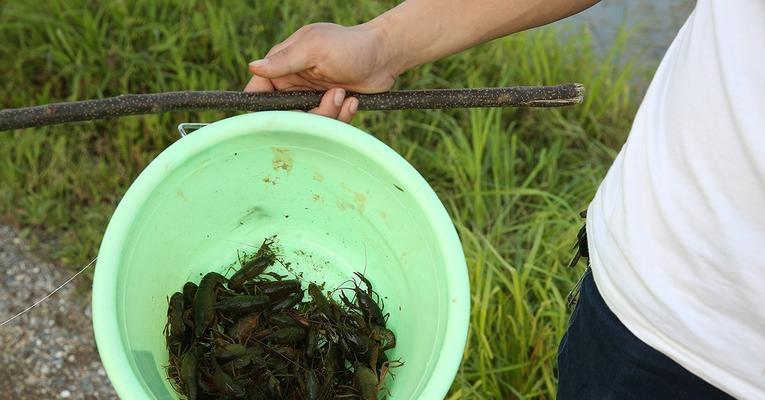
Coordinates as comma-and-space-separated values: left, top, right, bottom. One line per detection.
164, 238, 400, 400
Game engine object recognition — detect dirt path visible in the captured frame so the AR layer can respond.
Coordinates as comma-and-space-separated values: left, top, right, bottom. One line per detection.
0, 225, 117, 399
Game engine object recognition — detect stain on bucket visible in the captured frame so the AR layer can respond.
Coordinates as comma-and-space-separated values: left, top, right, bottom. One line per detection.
272, 147, 293, 172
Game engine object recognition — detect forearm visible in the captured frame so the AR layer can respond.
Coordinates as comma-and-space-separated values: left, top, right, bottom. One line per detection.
367, 0, 600, 75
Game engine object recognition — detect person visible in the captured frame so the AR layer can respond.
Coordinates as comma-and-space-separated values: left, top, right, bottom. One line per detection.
244, 1, 764, 398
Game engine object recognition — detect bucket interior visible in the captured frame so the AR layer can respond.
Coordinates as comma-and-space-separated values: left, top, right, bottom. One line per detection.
94, 114, 466, 399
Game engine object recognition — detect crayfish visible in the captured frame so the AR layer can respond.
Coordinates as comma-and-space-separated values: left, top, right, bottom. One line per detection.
163, 237, 402, 399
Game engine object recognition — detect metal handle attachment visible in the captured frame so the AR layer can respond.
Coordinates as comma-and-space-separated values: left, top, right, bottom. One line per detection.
177, 122, 209, 137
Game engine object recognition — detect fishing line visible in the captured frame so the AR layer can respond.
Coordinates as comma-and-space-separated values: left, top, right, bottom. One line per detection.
0, 256, 98, 327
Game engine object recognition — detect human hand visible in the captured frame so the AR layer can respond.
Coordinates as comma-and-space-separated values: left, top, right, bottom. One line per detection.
244, 22, 398, 122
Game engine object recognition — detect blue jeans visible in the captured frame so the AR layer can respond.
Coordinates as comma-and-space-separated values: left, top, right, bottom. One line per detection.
556, 269, 733, 400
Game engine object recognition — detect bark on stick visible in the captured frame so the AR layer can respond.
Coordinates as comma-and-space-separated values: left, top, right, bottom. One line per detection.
0, 84, 583, 131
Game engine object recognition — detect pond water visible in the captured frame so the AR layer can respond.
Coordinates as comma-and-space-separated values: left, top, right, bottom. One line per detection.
567, 0, 696, 59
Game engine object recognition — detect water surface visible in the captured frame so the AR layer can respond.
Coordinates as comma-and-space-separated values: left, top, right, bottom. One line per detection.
569, 0, 696, 59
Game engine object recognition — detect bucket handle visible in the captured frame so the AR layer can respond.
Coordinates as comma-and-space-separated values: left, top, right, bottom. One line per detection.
177, 122, 209, 138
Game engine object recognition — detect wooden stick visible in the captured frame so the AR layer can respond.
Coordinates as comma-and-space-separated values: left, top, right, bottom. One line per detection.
0, 84, 583, 131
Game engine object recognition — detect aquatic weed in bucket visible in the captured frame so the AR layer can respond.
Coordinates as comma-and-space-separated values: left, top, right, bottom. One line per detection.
91, 111, 471, 399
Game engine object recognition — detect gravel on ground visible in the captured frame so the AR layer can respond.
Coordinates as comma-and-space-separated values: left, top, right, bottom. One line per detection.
0, 225, 118, 399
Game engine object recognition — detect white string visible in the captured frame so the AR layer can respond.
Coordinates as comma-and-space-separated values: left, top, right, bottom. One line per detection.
0, 256, 98, 327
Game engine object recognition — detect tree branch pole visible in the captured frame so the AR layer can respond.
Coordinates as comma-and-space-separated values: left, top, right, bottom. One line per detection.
0, 84, 583, 131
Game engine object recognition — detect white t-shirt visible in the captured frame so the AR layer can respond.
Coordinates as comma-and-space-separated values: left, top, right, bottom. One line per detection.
587, 1, 765, 399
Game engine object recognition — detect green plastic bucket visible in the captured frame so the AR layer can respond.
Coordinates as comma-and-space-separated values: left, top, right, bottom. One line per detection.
92, 111, 469, 399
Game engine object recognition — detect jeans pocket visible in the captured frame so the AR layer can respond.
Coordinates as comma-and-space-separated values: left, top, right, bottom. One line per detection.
566, 267, 590, 326
558, 270, 588, 361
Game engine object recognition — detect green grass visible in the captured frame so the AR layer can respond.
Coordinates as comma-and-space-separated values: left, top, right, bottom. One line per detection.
0, 1, 641, 398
